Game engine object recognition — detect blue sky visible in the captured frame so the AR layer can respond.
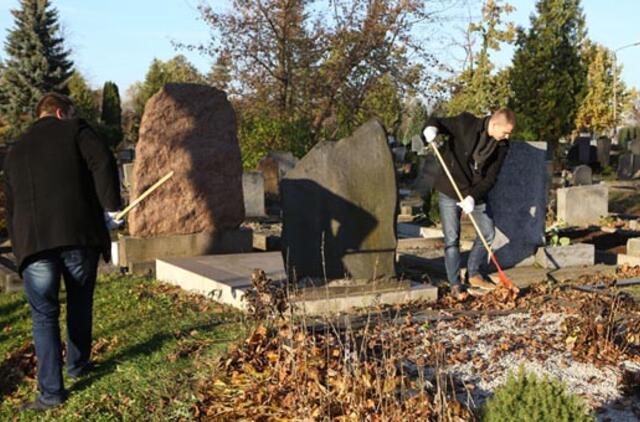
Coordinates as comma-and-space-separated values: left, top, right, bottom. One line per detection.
0, 0, 639, 100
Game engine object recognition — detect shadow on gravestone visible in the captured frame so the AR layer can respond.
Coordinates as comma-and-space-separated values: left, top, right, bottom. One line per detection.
488, 142, 547, 268
281, 119, 398, 282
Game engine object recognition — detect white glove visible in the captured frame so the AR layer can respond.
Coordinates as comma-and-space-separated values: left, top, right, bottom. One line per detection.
456, 195, 475, 214
104, 211, 124, 230
422, 126, 438, 144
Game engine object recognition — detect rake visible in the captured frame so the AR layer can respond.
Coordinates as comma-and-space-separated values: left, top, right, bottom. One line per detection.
429, 144, 519, 293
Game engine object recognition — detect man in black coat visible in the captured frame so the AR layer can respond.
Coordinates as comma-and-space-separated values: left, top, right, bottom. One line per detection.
4, 93, 122, 410
422, 108, 515, 297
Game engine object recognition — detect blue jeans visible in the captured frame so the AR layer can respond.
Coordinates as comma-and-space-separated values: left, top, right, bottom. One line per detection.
22, 247, 98, 405
438, 192, 495, 287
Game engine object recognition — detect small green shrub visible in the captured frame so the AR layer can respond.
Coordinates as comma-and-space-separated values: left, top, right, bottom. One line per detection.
482, 368, 594, 422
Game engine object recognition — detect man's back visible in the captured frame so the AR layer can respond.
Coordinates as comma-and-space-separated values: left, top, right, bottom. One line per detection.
5, 116, 121, 272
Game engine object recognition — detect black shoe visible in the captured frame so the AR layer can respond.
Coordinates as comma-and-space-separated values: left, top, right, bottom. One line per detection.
20, 398, 61, 412
68, 362, 95, 379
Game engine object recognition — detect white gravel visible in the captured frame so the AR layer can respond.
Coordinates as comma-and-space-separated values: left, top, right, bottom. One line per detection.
418, 312, 640, 421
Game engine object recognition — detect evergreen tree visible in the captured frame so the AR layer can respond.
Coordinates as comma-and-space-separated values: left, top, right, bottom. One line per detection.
101, 81, 122, 128
68, 71, 99, 123
510, 0, 587, 157
0, 0, 73, 137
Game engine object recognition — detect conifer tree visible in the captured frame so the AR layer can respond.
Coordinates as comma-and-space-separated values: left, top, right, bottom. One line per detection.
510, 0, 587, 158
0, 0, 73, 137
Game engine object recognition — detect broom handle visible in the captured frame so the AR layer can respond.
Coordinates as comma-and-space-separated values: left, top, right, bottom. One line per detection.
430, 144, 495, 257
114, 171, 175, 221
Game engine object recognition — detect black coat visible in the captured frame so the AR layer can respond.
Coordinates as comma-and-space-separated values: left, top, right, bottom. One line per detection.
4, 117, 121, 273
425, 112, 509, 203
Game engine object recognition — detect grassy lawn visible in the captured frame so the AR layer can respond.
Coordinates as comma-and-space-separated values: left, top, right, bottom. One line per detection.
0, 274, 245, 421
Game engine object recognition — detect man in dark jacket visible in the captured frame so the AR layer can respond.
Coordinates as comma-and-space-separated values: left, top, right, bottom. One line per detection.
422, 108, 515, 297
4, 93, 122, 410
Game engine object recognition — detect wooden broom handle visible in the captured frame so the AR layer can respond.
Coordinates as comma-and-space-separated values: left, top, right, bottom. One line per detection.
114, 171, 175, 221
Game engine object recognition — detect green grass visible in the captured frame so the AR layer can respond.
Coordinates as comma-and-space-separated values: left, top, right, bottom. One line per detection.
0, 274, 245, 421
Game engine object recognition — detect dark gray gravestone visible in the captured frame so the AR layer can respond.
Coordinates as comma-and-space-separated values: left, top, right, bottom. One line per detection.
597, 137, 612, 167
488, 142, 547, 268
281, 119, 397, 282
618, 152, 634, 180
576, 136, 591, 165
412, 154, 439, 196
572, 165, 592, 186
617, 152, 640, 180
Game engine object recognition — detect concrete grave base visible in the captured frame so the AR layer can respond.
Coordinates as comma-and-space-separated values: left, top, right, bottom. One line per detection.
156, 252, 287, 310
535, 243, 595, 269
291, 281, 437, 315
116, 228, 253, 274
156, 251, 437, 314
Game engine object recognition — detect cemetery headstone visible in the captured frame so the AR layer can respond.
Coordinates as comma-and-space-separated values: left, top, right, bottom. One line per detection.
281, 119, 397, 282
242, 171, 266, 218
571, 165, 592, 186
576, 135, 591, 165
258, 151, 298, 200
596, 137, 612, 167
556, 185, 608, 227
629, 139, 640, 155
487, 142, 548, 267
129, 83, 245, 237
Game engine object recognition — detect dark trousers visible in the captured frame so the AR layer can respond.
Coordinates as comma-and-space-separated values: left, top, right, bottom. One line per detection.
438, 192, 495, 286
22, 247, 98, 405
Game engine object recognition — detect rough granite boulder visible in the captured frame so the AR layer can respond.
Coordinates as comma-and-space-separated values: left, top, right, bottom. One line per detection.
281, 119, 397, 282
129, 83, 245, 237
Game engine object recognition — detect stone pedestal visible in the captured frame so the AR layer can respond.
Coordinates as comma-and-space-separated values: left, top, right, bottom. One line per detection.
556, 185, 608, 227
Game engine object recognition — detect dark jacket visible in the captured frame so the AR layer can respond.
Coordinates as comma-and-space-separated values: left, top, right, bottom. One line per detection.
425, 112, 509, 203
4, 117, 121, 274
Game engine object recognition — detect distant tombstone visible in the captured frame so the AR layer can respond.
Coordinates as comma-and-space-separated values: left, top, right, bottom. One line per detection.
571, 165, 592, 186
242, 171, 266, 218
129, 83, 244, 237
281, 119, 397, 282
391, 146, 407, 163
630, 139, 640, 155
258, 151, 298, 200
412, 154, 439, 196
596, 137, 612, 167
117, 148, 135, 163
487, 142, 547, 268
576, 135, 591, 165
618, 152, 634, 180
411, 134, 425, 154
557, 185, 608, 227
121, 162, 134, 190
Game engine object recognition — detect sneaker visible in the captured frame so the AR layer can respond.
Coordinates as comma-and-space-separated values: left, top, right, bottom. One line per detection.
20, 398, 61, 412
468, 275, 497, 290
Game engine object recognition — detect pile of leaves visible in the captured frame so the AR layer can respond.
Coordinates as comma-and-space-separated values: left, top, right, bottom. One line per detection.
195, 271, 473, 421
0, 341, 36, 398
561, 293, 640, 365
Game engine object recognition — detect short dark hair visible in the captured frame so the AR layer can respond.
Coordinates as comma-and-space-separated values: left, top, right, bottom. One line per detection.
35, 93, 75, 117
490, 108, 516, 126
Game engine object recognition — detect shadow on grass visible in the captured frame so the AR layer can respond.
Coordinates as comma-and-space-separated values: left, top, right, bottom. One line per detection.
0, 298, 26, 316
69, 319, 230, 394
